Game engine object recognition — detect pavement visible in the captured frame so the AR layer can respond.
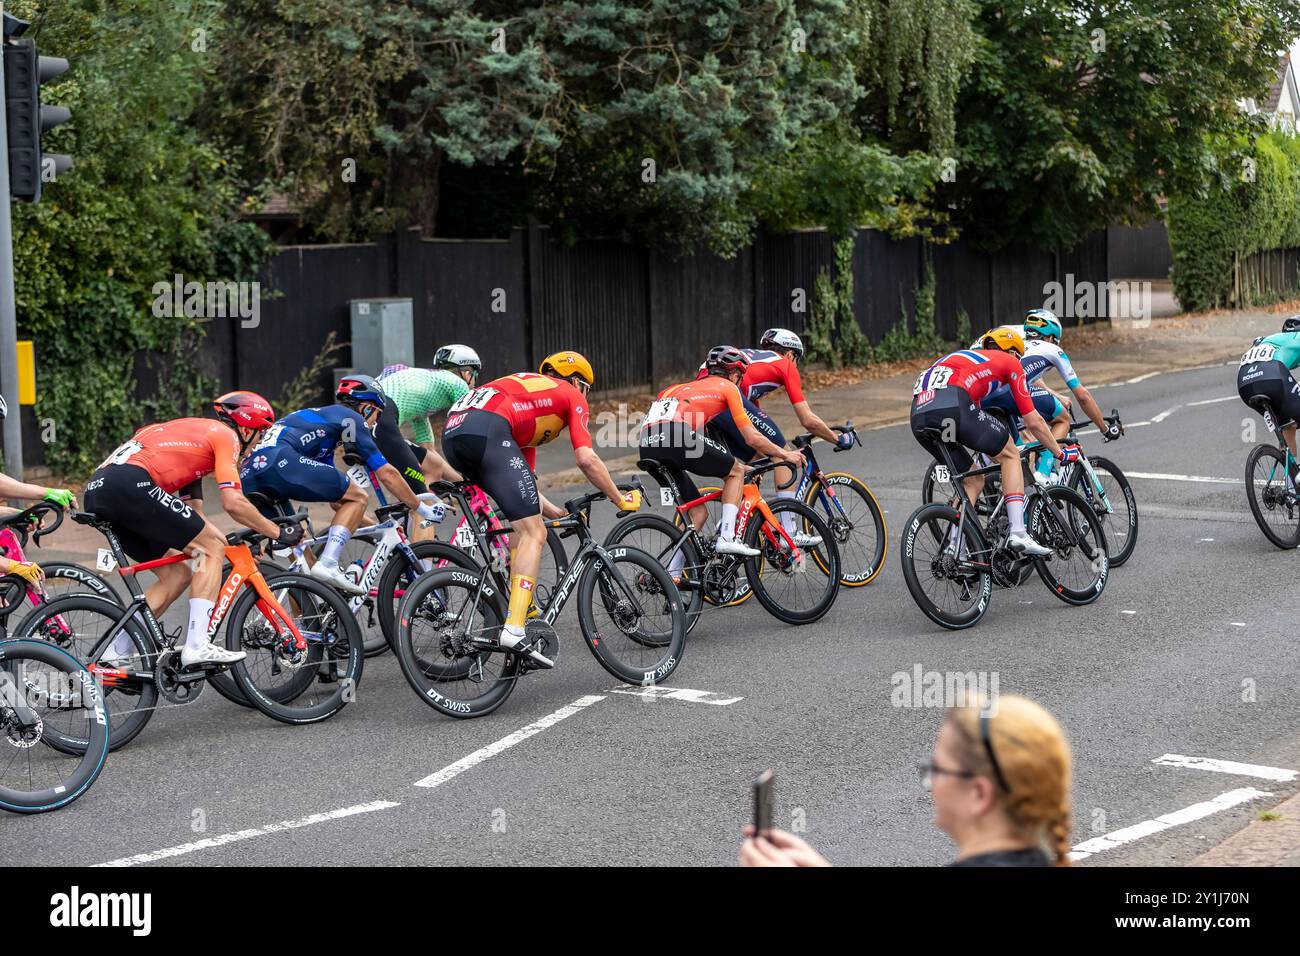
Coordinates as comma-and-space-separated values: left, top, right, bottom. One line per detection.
5, 302, 1300, 866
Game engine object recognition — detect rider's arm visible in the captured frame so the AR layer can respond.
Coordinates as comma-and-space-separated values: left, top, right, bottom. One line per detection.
539, 493, 567, 520
0, 473, 65, 502
791, 400, 840, 444
1009, 363, 1064, 458
727, 384, 800, 464
1021, 411, 1064, 459
219, 487, 283, 540
374, 462, 431, 512
1070, 383, 1108, 431
574, 446, 624, 505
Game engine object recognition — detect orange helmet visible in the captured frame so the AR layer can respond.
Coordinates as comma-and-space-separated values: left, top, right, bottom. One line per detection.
539, 351, 594, 387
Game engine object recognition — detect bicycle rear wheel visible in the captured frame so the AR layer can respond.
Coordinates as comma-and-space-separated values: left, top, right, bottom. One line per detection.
673, 486, 751, 607
899, 503, 993, 630
0, 639, 109, 814
1069, 456, 1138, 566
743, 500, 840, 625
1245, 444, 1300, 549
805, 472, 886, 586
603, 513, 706, 634
1026, 486, 1109, 605
35, 563, 122, 607
578, 545, 685, 684
225, 573, 364, 724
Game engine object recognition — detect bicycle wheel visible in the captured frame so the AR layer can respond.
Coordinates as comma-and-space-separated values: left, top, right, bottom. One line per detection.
804, 472, 887, 586
14, 593, 158, 753
225, 573, 364, 724
743, 499, 840, 625
920, 463, 1000, 543
603, 513, 706, 634
1026, 486, 1109, 605
36, 563, 122, 606
0, 639, 109, 814
207, 559, 302, 709
673, 487, 751, 607
577, 545, 685, 684
377, 541, 480, 653
1245, 444, 1300, 549
393, 568, 520, 719
535, 529, 570, 612
1068, 456, 1138, 566
899, 503, 993, 630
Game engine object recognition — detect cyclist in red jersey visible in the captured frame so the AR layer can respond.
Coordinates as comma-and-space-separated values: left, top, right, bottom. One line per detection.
910, 327, 1074, 556
641, 346, 805, 559
83, 392, 303, 667
442, 351, 639, 668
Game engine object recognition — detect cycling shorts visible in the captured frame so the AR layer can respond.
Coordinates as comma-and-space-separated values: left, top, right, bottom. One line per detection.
910, 386, 1011, 474
82, 464, 206, 562
240, 446, 351, 508
373, 401, 430, 493
441, 410, 540, 521
708, 396, 786, 463
1238, 359, 1300, 428
982, 385, 1062, 428
638, 421, 735, 504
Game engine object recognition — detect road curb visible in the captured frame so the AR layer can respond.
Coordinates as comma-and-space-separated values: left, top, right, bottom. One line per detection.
1190, 791, 1300, 866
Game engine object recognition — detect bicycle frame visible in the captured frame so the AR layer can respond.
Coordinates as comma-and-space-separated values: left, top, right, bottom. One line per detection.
677, 483, 803, 557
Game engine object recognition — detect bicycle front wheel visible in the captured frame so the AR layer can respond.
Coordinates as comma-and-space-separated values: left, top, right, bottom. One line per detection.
899, 503, 993, 631
578, 545, 685, 684
1069, 455, 1138, 566
0, 639, 110, 813
1245, 444, 1300, 549
805, 472, 886, 586
226, 573, 364, 724
1026, 486, 1109, 605
743, 499, 840, 625
604, 512, 706, 634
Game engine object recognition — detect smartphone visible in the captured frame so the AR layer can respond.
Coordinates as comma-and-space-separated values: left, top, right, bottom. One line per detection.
752, 769, 774, 836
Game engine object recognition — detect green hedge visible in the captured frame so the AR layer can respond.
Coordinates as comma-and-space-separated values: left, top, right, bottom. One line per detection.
1168, 132, 1300, 312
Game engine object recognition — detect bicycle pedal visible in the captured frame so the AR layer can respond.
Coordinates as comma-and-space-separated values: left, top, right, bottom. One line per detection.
518, 620, 560, 671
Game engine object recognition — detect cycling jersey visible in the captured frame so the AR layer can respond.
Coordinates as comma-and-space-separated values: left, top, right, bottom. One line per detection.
1242, 331, 1300, 369
445, 373, 592, 470
914, 350, 1035, 416
99, 418, 243, 494
1238, 332, 1300, 428
695, 349, 805, 405
644, 377, 751, 432
376, 367, 471, 443
969, 327, 1080, 391
252, 405, 388, 473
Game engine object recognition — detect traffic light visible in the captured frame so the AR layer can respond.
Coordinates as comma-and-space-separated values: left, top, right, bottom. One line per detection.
2, 13, 72, 203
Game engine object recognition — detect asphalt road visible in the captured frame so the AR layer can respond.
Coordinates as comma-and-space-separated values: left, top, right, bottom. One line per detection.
5, 359, 1300, 867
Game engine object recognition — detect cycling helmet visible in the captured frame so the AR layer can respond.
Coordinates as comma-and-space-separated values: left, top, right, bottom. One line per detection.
980, 326, 1026, 357
336, 374, 386, 410
539, 351, 594, 387
434, 344, 482, 373
1283, 315, 1300, 333
1024, 308, 1063, 342
214, 391, 275, 430
706, 345, 751, 377
760, 328, 805, 358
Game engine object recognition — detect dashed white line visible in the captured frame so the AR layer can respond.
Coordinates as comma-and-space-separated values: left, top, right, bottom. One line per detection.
94, 800, 401, 867
414, 695, 606, 789
1150, 405, 1181, 423
1124, 471, 1238, 485
1070, 788, 1272, 862
1186, 396, 1236, 407
1121, 609, 1137, 615
1153, 754, 1298, 782
1125, 371, 1163, 384
609, 685, 745, 706
1230, 622, 1247, 627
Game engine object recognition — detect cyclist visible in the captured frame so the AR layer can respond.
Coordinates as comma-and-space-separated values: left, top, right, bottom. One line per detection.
441, 351, 639, 668
911, 328, 1076, 557
642, 346, 807, 563
1238, 314, 1300, 484
82, 392, 301, 667
0, 393, 78, 584
239, 375, 445, 595
698, 329, 853, 540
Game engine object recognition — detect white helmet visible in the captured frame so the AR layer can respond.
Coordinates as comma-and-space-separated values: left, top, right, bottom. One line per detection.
433, 344, 482, 373
760, 328, 805, 357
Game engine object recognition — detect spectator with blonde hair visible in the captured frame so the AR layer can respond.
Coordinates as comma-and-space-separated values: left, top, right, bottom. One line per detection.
739, 694, 1073, 867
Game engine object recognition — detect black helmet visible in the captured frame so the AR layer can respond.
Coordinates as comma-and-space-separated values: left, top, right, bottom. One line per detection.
336, 374, 386, 410
705, 345, 750, 377
1283, 316, 1300, 333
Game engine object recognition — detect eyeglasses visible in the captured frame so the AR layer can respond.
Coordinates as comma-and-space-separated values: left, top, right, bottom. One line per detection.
917, 762, 974, 792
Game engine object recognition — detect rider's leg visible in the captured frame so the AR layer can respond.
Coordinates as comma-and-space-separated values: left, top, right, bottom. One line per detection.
717, 460, 746, 543
145, 557, 191, 618
178, 520, 231, 659
995, 438, 1045, 554
318, 482, 368, 570
1035, 402, 1071, 480
503, 513, 545, 642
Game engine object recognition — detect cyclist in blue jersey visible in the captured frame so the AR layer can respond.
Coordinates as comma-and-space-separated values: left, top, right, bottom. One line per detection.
240, 374, 444, 594
1239, 315, 1300, 483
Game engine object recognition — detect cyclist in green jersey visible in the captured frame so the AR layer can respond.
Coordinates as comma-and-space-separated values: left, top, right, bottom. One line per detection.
1238, 316, 1300, 481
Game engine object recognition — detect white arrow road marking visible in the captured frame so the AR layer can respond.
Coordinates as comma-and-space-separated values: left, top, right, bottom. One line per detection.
415, 695, 606, 789
1150, 405, 1181, 423
94, 800, 401, 867
1069, 788, 1272, 862
609, 685, 745, 706
1124, 471, 1238, 485
1153, 754, 1298, 782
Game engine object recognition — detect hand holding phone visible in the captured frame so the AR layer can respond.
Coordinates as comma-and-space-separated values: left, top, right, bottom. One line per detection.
752, 769, 774, 837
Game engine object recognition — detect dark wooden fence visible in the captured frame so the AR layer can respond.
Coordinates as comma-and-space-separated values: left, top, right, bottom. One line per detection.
194, 223, 1115, 405
1107, 221, 1172, 279
1233, 246, 1300, 306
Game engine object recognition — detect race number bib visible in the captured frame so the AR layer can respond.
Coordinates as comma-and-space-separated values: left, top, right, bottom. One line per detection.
347, 464, 372, 490
452, 523, 476, 548
642, 398, 679, 426
449, 387, 499, 413
95, 548, 117, 572
99, 439, 144, 469
1241, 343, 1276, 365
660, 486, 675, 507
913, 366, 953, 395
252, 423, 284, 451
933, 465, 950, 484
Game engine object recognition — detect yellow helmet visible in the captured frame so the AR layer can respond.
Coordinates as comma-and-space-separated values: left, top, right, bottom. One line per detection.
980, 326, 1026, 357
539, 351, 594, 386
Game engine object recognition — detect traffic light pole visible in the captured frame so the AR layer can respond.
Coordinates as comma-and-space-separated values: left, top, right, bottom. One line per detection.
0, 52, 22, 479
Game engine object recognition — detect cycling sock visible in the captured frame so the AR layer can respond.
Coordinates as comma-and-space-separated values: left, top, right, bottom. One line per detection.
1035, 453, 1055, 479
777, 489, 797, 535
506, 573, 536, 629
1005, 493, 1027, 536
319, 524, 351, 568
719, 502, 740, 541
668, 547, 686, 575
106, 632, 134, 661
184, 598, 217, 651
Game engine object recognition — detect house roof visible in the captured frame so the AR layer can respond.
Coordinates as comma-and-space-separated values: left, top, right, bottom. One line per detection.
1265, 52, 1296, 112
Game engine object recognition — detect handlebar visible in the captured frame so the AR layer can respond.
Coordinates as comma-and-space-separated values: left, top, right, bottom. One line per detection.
791, 421, 860, 453
0, 501, 65, 549
563, 479, 644, 521
226, 508, 309, 549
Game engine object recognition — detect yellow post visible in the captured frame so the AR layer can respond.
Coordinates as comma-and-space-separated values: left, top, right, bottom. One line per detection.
16, 340, 34, 405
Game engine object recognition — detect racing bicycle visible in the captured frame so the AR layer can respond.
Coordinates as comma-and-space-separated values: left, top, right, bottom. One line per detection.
1242, 394, 1300, 548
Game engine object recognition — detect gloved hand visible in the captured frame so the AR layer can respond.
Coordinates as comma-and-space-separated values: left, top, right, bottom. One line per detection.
1102, 421, 1123, 442
835, 432, 855, 450
416, 501, 448, 524
1057, 444, 1082, 464
43, 488, 75, 507
617, 489, 642, 512
274, 523, 304, 549
7, 560, 44, 585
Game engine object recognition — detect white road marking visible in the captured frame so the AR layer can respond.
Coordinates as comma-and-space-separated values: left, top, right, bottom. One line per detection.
1121, 610, 1136, 615
1125, 371, 1163, 384
1153, 754, 1298, 782
415, 695, 606, 789
1125, 471, 1238, 485
1230, 622, 1246, 627
1070, 788, 1272, 862
1186, 396, 1236, 407
1151, 405, 1181, 423
1126, 421, 1151, 428
609, 685, 745, 706
94, 800, 401, 867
